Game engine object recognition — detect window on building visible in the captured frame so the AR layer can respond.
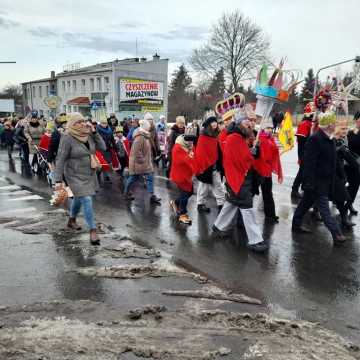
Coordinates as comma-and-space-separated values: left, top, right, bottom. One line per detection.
46, 85, 49, 95
33, 86, 36, 97
67, 81, 71, 91
81, 79, 86, 90
39, 86, 42, 97
104, 77, 109, 90
97, 77, 102, 91
90, 78, 94, 91
72, 80, 77, 91
62, 81, 65, 91
63, 105, 66, 112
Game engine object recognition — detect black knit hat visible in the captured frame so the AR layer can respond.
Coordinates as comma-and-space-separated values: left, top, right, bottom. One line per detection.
202, 116, 218, 128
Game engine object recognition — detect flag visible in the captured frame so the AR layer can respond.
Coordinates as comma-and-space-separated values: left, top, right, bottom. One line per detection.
278, 111, 295, 154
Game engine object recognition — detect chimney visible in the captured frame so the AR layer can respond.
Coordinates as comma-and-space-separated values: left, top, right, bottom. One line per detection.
50, 71, 55, 79
153, 53, 160, 61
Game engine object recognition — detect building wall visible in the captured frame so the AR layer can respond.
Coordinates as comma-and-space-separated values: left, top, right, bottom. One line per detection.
21, 58, 169, 121
22, 80, 53, 116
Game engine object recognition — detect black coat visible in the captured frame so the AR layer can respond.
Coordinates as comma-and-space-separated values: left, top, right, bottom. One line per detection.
348, 129, 360, 156
1, 128, 15, 146
332, 139, 354, 203
13, 126, 27, 145
47, 127, 62, 163
303, 129, 336, 196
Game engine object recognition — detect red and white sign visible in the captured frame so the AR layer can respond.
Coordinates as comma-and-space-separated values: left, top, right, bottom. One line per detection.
120, 78, 164, 103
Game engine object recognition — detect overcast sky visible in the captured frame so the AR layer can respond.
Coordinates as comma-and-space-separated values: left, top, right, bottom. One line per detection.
0, 0, 359, 90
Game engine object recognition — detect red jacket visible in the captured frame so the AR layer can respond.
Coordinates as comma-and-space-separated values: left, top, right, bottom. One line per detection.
170, 144, 196, 192
218, 128, 228, 153
255, 132, 283, 182
194, 134, 218, 175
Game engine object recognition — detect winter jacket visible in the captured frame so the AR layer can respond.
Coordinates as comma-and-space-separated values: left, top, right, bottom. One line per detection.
54, 132, 106, 197
302, 129, 336, 196
13, 126, 28, 145
348, 129, 360, 157
128, 129, 153, 175
47, 127, 63, 163
24, 121, 45, 154
1, 128, 15, 146
149, 125, 160, 157
167, 125, 185, 158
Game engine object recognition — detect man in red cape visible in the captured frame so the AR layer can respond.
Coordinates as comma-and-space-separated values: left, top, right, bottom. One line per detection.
195, 115, 225, 213
213, 112, 269, 253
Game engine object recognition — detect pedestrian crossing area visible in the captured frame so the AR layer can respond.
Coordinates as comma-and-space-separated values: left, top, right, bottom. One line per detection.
0, 178, 46, 218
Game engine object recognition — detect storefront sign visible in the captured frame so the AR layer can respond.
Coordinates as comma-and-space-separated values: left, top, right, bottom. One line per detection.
120, 78, 164, 103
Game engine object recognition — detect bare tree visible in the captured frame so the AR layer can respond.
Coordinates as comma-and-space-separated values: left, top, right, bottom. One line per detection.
190, 10, 270, 91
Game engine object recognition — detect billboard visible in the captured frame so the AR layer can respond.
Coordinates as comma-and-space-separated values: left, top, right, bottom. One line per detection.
0, 99, 15, 113
119, 78, 164, 105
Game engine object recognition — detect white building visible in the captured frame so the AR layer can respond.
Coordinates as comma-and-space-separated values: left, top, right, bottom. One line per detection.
22, 55, 169, 121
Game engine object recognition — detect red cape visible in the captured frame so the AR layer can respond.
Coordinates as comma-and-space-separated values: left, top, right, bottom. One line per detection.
195, 134, 218, 175
218, 128, 228, 153
170, 143, 196, 192
296, 119, 312, 138
39, 133, 51, 151
223, 133, 254, 194
255, 132, 283, 181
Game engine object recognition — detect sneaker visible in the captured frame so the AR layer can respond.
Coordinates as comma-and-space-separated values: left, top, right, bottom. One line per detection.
170, 200, 179, 215
150, 194, 162, 205
247, 241, 269, 253
333, 234, 346, 246
178, 214, 192, 225
197, 204, 211, 213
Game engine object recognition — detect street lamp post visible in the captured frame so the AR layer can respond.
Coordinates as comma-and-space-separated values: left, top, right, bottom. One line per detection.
313, 56, 360, 98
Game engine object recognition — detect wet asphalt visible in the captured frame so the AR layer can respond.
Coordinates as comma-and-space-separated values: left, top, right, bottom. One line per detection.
0, 148, 360, 344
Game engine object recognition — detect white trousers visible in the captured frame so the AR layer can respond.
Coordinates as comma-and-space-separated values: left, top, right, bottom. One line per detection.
197, 171, 225, 206
214, 201, 263, 245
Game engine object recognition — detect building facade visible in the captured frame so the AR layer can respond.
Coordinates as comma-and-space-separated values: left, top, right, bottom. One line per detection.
22, 55, 168, 121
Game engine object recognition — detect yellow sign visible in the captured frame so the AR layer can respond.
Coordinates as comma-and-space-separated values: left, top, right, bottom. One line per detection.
44, 95, 62, 109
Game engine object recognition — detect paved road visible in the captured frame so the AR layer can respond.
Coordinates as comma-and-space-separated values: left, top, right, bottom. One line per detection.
0, 148, 359, 344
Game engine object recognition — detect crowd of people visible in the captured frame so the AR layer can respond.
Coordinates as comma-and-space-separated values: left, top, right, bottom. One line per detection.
0, 92, 359, 252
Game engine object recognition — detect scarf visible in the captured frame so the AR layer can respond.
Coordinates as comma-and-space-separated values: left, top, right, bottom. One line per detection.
97, 124, 113, 136
67, 119, 90, 143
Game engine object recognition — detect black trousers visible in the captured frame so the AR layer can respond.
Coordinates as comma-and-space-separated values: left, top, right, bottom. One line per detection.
292, 163, 304, 192
292, 190, 342, 238
261, 177, 276, 217
345, 165, 360, 204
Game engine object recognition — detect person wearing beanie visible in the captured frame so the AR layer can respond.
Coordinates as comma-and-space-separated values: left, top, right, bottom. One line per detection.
345, 111, 360, 215
107, 113, 119, 131
195, 115, 225, 213
291, 103, 315, 199
255, 118, 283, 223
123, 119, 161, 205
54, 112, 106, 245
166, 116, 186, 177
169, 134, 197, 224
97, 118, 118, 183
292, 111, 346, 245
212, 114, 269, 254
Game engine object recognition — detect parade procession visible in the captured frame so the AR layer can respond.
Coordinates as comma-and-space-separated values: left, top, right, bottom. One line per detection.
1, 1, 360, 359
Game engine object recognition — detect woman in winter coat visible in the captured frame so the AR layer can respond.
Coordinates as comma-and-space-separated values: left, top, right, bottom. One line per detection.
1, 120, 15, 160
54, 112, 106, 245
123, 119, 161, 205
24, 115, 45, 171
97, 118, 117, 182
170, 134, 197, 224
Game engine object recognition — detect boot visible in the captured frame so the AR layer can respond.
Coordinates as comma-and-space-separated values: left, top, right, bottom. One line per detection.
341, 214, 356, 229
67, 217, 82, 231
333, 234, 346, 246
347, 202, 358, 216
90, 229, 100, 245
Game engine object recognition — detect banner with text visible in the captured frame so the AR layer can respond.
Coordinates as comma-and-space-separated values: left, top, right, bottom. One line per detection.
119, 78, 164, 104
